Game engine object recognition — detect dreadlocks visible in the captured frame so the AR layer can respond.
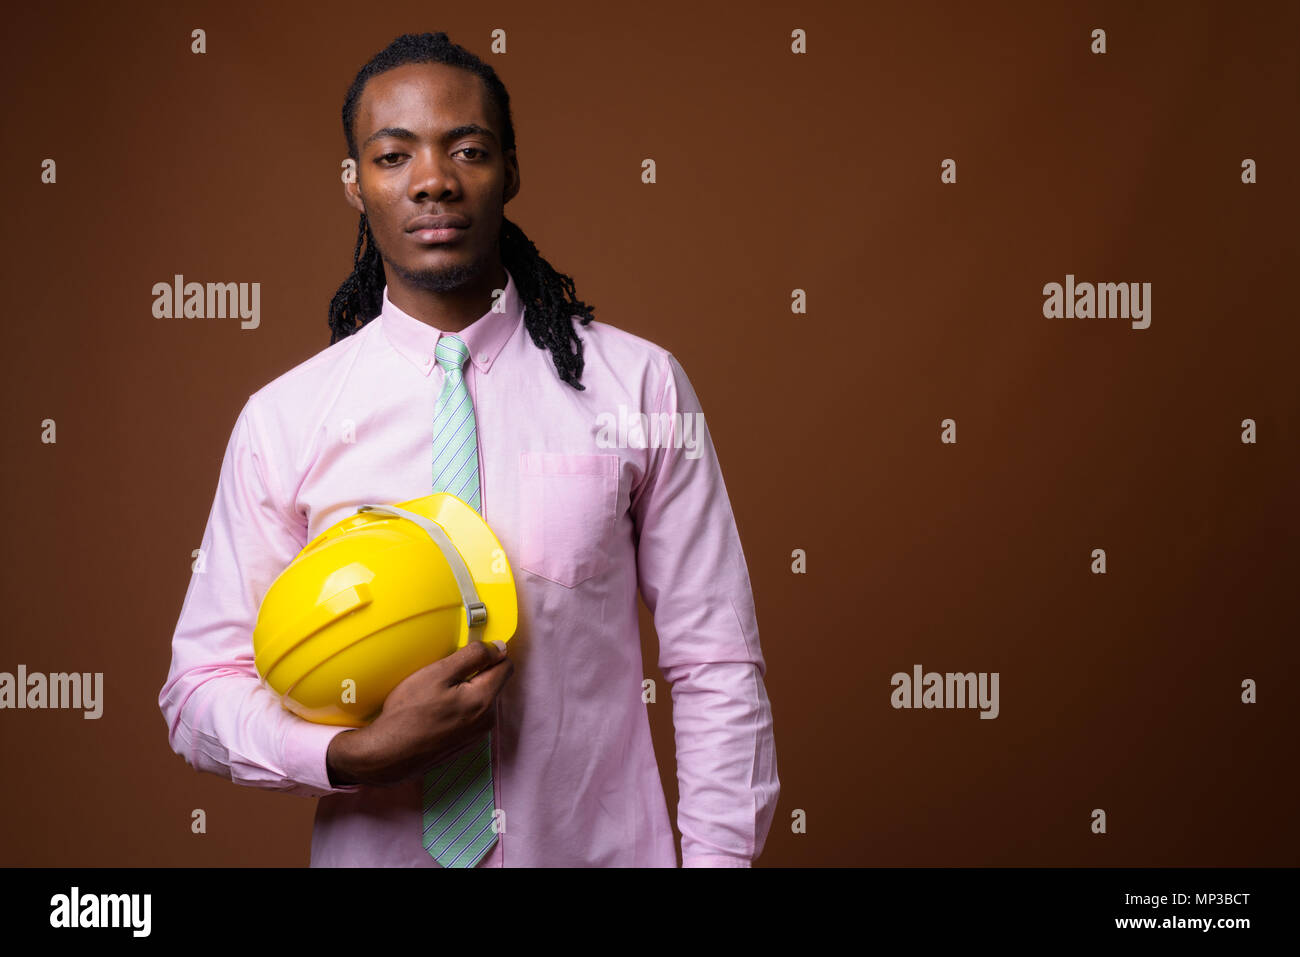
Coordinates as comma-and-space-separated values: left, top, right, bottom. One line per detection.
328, 32, 596, 391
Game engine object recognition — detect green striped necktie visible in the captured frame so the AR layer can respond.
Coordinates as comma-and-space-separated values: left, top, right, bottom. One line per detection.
420, 333, 497, 867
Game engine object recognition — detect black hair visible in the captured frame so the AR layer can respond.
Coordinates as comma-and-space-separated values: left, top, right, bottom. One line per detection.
328, 32, 595, 390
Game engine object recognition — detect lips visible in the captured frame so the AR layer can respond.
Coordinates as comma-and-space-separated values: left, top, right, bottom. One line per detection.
406, 213, 469, 232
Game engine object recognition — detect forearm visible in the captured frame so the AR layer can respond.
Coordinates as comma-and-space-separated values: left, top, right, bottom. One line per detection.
666, 657, 780, 866
160, 669, 360, 798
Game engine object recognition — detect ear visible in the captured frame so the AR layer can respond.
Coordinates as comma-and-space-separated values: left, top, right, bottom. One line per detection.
343, 177, 365, 216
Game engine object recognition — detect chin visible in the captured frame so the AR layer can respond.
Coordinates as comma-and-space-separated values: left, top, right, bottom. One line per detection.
399, 256, 484, 294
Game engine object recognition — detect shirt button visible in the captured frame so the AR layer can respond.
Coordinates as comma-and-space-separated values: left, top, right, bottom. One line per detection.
479, 354, 489, 365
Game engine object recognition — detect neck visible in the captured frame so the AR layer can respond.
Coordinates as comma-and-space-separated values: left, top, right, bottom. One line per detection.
387, 258, 508, 333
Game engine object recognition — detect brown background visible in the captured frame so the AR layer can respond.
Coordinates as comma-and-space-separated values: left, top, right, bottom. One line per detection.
1, 0, 1296, 866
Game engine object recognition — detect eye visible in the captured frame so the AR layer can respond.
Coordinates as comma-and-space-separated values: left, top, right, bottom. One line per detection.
456, 147, 487, 160
377, 153, 403, 165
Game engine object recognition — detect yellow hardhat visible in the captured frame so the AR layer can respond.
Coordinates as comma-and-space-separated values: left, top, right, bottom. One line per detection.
252, 492, 517, 727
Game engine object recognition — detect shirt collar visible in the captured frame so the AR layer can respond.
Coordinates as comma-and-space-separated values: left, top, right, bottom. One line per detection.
378, 266, 524, 377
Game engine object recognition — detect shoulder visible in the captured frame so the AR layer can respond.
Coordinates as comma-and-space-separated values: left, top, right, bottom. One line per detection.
567, 316, 682, 395
576, 316, 670, 360
250, 321, 375, 410
574, 316, 706, 409
240, 318, 379, 454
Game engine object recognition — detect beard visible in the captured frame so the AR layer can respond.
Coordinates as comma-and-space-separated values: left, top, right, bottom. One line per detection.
384, 244, 490, 294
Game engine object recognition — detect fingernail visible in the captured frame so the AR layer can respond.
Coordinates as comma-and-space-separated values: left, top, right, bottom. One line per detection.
492, 640, 507, 653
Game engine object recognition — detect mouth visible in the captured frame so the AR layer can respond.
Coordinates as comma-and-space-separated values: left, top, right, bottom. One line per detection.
409, 226, 468, 245
406, 213, 470, 245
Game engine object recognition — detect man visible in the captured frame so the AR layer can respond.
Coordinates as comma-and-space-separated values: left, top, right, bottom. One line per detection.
158, 31, 779, 867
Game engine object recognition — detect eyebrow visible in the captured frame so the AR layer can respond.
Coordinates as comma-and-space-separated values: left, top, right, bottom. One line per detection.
362, 123, 499, 149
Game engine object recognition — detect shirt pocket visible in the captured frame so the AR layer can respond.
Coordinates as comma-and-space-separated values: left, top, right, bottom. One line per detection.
518, 451, 620, 588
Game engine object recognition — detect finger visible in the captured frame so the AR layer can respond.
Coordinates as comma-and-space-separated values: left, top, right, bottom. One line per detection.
462, 655, 514, 695
441, 639, 505, 685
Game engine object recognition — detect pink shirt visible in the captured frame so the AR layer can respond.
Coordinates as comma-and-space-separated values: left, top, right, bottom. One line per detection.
158, 266, 779, 867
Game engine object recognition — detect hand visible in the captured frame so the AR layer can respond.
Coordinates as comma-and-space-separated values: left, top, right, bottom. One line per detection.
326, 639, 513, 787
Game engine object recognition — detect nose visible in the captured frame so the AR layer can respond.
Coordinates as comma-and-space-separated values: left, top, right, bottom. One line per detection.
408, 148, 459, 201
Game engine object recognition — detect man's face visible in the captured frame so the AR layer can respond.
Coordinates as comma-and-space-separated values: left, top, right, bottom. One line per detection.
346, 62, 519, 294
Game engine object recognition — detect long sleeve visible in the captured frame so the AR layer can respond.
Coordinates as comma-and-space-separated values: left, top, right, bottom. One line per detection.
630, 353, 780, 867
158, 396, 363, 798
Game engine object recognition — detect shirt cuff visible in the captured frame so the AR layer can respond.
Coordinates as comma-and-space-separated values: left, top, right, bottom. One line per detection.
683, 854, 753, 868
283, 720, 365, 795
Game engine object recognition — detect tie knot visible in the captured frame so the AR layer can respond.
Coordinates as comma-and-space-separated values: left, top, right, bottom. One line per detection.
434, 334, 469, 372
